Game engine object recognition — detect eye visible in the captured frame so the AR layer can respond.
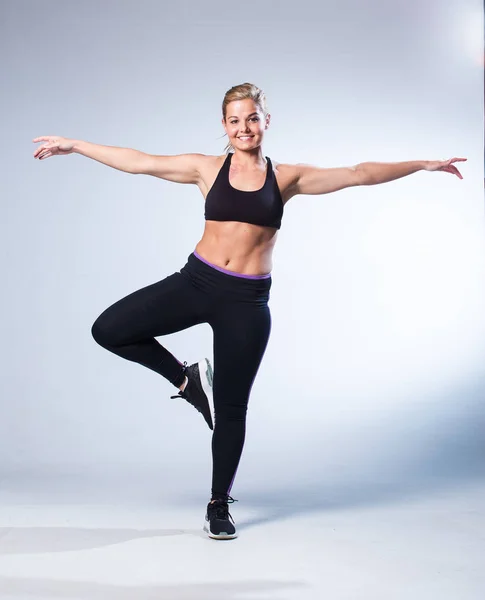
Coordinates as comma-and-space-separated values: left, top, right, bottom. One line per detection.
229, 117, 259, 125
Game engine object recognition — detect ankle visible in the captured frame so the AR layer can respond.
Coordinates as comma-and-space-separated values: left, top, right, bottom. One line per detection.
210, 494, 228, 504
179, 376, 188, 392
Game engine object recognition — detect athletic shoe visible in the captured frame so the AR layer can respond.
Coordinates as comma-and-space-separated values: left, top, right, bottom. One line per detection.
170, 358, 214, 430
203, 496, 238, 539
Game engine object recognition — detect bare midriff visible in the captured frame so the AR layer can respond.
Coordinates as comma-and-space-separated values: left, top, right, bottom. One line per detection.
194, 220, 278, 276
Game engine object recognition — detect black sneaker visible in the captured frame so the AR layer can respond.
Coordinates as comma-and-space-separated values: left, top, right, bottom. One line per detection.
203, 496, 238, 540
170, 359, 214, 430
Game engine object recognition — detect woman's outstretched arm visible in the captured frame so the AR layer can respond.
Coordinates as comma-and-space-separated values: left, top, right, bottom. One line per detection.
33, 136, 205, 184
287, 157, 467, 198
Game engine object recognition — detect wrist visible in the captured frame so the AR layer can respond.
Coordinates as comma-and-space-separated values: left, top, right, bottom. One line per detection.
72, 140, 86, 154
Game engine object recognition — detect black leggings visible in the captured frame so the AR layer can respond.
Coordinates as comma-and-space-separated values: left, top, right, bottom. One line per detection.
91, 252, 272, 499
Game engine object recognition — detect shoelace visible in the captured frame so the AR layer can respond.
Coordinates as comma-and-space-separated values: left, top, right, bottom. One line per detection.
170, 381, 205, 418
208, 496, 238, 524
170, 361, 189, 400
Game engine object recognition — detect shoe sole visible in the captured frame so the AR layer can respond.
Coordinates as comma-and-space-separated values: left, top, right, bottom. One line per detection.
199, 358, 214, 422
203, 523, 238, 540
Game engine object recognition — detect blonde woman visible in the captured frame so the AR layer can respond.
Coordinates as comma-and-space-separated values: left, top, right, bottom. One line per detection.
33, 82, 466, 540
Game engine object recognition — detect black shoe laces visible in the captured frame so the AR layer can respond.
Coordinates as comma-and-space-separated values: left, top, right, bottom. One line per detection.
208, 496, 238, 523
170, 361, 189, 400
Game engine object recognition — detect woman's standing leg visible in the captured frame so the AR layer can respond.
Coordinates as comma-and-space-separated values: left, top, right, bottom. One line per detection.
210, 302, 272, 498
202, 301, 271, 538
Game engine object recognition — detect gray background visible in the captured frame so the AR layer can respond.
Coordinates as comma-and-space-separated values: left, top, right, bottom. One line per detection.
1, 0, 484, 504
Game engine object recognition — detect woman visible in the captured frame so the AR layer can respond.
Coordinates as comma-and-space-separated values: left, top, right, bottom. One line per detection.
33, 82, 466, 540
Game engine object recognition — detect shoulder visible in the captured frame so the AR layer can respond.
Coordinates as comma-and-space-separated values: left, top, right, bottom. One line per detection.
268, 159, 301, 204
197, 153, 227, 176
197, 153, 227, 169
196, 154, 229, 197
270, 159, 298, 177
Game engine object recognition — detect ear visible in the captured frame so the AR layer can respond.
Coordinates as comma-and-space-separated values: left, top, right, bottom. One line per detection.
265, 113, 271, 129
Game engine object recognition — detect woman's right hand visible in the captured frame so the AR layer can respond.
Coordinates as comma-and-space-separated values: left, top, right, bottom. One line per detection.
33, 136, 77, 160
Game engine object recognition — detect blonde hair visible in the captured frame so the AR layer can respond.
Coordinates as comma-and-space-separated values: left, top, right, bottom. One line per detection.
221, 83, 269, 154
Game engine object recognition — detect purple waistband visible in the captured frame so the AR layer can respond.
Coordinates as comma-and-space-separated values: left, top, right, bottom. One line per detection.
193, 250, 271, 279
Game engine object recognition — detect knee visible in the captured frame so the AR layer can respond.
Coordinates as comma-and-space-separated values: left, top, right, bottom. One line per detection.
91, 317, 114, 348
214, 402, 248, 423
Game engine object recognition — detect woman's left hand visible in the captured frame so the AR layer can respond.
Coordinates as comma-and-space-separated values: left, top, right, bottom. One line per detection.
424, 157, 467, 179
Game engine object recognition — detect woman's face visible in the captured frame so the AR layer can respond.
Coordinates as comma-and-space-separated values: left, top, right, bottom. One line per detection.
223, 99, 270, 151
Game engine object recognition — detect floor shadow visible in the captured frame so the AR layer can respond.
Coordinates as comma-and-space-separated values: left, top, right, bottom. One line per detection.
0, 576, 307, 600
236, 472, 484, 531
0, 527, 207, 555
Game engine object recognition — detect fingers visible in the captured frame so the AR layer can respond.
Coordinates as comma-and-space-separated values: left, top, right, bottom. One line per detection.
33, 137, 53, 159
441, 164, 463, 179
442, 158, 466, 179
448, 166, 463, 179
33, 144, 49, 158
34, 142, 56, 159
33, 136, 60, 143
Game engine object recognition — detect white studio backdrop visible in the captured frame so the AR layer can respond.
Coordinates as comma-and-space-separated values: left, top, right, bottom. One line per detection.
1, 0, 484, 505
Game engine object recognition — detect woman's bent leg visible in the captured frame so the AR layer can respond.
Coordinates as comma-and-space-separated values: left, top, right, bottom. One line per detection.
210, 304, 272, 499
91, 271, 204, 388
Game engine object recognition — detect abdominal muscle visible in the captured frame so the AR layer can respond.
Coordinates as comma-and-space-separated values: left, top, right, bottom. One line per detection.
194, 220, 278, 276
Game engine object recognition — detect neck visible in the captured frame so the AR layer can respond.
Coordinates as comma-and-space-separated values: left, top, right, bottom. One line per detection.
231, 148, 266, 168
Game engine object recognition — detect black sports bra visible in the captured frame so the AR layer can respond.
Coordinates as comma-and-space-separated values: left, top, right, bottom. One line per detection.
204, 152, 284, 229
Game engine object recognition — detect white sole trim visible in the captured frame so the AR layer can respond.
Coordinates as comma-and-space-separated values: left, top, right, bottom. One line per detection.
203, 523, 238, 540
